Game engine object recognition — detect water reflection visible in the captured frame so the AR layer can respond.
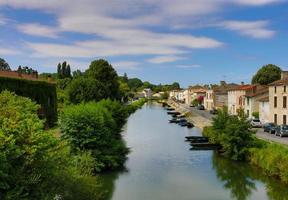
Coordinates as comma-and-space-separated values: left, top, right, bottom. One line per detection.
212, 152, 288, 200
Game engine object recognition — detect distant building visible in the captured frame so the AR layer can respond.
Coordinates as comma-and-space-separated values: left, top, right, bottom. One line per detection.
268, 71, 288, 125
204, 89, 214, 110
142, 88, 152, 99
188, 85, 206, 105
213, 81, 239, 109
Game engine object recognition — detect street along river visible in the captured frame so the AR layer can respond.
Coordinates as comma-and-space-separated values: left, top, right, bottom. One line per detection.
100, 102, 288, 200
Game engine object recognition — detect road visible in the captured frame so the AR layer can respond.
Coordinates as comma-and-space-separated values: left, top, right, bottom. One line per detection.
256, 129, 288, 145
170, 101, 288, 145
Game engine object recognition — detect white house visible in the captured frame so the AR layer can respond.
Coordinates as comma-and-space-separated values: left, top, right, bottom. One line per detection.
204, 89, 214, 110
142, 88, 152, 98
258, 96, 270, 123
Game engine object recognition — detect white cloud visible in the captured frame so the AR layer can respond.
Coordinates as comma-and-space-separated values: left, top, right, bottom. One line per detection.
111, 61, 140, 70
234, 0, 283, 6
176, 64, 201, 68
0, 15, 6, 25
0, 48, 21, 55
221, 20, 275, 39
17, 23, 59, 38
147, 55, 186, 64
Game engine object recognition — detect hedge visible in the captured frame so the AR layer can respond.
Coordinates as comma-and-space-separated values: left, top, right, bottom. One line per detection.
0, 76, 57, 127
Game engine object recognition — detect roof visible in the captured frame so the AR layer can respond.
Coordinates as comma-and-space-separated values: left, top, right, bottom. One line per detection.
258, 96, 269, 102
213, 83, 239, 94
269, 78, 288, 86
245, 86, 268, 98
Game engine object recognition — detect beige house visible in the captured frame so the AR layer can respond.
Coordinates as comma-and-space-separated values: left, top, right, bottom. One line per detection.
268, 71, 288, 125
188, 85, 206, 105
213, 81, 239, 109
204, 89, 214, 110
244, 86, 268, 119
258, 96, 270, 123
227, 84, 254, 115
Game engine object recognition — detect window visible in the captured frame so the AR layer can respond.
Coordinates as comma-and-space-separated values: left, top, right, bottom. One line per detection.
247, 98, 250, 106
284, 115, 287, 125
285, 86, 287, 93
274, 96, 277, 108
284, 96, 287, 108
275, 86, 277, 93
274, 114, 278, 124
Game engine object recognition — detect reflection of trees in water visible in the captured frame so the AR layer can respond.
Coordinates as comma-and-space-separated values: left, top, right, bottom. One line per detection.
212, 152, 288, 200
212, 153, 256, 200
98, 168, 128, 200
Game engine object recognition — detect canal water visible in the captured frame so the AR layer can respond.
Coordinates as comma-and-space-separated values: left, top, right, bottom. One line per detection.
100, 102, 288, 200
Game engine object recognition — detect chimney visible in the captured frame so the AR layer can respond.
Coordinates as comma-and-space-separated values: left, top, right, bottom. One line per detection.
220, 81, 226, 86
241, 81, 244, 85
281, 71, 288, 80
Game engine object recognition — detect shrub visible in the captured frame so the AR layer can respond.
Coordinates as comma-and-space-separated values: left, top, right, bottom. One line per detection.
0, 91, 102, 199
60, 102, 129, 172
0, 76, 57, 127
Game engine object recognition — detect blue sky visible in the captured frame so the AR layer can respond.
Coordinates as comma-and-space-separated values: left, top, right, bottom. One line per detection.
0, 0, 287, 87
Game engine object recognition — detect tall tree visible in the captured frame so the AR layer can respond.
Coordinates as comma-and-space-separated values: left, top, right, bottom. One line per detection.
0, 58, 11, 71
86, 59, 120, 99
66, 64, 71, 78
252, 64, 281, 85
123, 73, 128, 83
57, 63, 62, 79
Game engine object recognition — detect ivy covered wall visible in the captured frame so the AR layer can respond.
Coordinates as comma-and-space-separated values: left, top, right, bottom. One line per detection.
0, 77, 57, 127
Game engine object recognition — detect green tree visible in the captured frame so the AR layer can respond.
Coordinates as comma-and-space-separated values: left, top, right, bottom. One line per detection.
57, 63, 62, 79
67, 77, 107, 104
127, 78, 143, 90
60, 102, 129, 172
86, 59, 120, 99
252, 64, 281, 85
171, 82, 180, 90
0, 58, 11, 71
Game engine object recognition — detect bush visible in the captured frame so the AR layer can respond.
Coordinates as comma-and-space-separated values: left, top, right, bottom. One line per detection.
0, 91, 102, 199
203, 107, 256, 161
60, 102, 129, 172
0, 76, 57, 127
249, 143, 288, 184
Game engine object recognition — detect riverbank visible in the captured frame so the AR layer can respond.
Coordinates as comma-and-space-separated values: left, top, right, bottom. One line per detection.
166, 100, 212, 129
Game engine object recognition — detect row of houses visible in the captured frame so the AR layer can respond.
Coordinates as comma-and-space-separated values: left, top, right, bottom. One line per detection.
170, 71, 288, 125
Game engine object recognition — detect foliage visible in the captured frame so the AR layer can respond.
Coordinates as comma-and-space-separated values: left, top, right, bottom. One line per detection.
60, 102, 129, 172
0, 58, 11, 71
67, 77, 106, 104
252, 64, 281, 85
197, 96, 204, 104
86, 59, 120, 100
0, 91, 102, 199
203, 107, 256, 161
17, 66, 37, 75
192, 99, 199, 106
252, 112, 259, 119
57, 61, 72, 79
126, 98, 147, 114
249, 143, 288, 184
127, 78, 143, 91
0, 76, 57, 127
160, 92, 169, 100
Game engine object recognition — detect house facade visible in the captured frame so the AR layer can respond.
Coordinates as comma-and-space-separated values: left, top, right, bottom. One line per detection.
258, 96, 270, 123
268, 71, 288, 125
244, 86, 268, 119
227, 84, 254, 115
213, 81, 239, 109
204, 89, 214, 110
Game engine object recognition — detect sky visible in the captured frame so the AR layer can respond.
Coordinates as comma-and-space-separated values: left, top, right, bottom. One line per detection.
0, 0, 287, 87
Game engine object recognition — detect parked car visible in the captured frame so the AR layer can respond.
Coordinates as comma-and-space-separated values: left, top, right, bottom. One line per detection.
263, 123, 277, 134
250, 119, 262, 128
197, 105, 205, 110
275, 125, 288, 137
209, 108, 218, 115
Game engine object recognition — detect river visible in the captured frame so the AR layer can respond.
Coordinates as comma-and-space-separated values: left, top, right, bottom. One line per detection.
100, 102, 288, 200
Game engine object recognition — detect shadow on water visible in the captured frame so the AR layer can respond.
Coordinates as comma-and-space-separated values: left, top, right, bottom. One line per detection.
98, 168, 128, 200
212, 152, 288, 200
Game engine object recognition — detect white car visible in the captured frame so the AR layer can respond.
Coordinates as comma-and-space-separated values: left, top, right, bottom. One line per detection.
250, 119, 262, 128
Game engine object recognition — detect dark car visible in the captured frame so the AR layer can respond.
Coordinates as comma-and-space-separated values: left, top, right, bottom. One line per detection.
263, 123, 277, 134
275, 125, 288, 137
197, 105, 205, 110
210, 108, 218, 115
